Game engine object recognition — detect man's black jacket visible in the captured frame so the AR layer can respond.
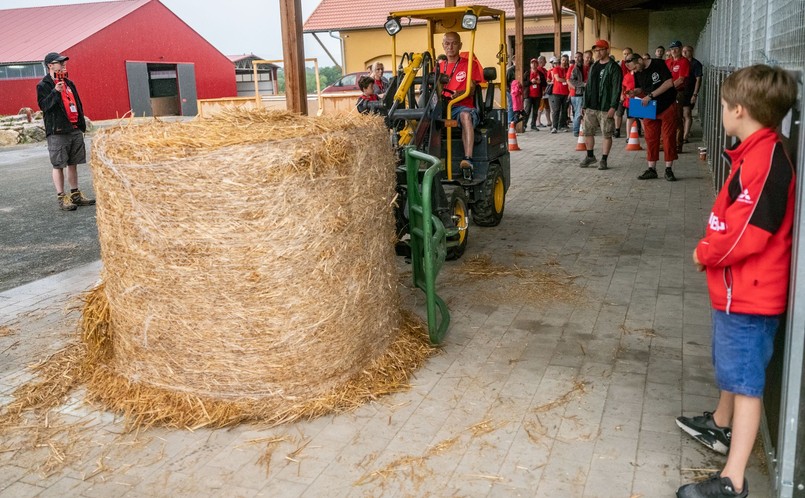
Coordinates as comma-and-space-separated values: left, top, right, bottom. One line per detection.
36, 74, 86, 136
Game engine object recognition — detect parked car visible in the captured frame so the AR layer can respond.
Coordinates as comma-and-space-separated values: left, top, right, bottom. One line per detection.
321, 71, 393, 94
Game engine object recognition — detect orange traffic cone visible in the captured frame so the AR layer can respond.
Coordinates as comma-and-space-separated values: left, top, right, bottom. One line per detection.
575, 124, 586, 151
508, 122, 521, 151
625, 123, 643, 151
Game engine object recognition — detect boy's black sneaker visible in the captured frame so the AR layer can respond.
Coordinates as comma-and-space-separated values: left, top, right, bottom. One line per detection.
665, 168, 678, 182
637, 168, 658, 180
677, 473, 747, 498
676, 411, 731, 455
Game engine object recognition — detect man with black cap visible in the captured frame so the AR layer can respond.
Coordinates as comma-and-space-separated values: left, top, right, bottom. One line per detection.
37, 52, 94, 211
666, 41, 691, 152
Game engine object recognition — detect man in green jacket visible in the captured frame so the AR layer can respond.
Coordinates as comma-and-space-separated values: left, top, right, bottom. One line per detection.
579, 39, 623, 170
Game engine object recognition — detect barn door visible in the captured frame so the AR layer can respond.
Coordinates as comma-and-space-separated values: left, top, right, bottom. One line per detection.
125, 62, 152, 117
177, 63, 198, 116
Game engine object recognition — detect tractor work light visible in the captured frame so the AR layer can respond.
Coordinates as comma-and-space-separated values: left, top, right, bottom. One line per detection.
461, 11, 478, 30
385, 17, 402, 36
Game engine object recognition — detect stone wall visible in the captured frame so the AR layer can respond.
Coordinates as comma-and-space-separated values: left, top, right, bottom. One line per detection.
0, 108, 93, 146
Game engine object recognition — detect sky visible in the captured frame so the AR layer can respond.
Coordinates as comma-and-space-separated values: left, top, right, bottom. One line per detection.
3, 0, 343, 67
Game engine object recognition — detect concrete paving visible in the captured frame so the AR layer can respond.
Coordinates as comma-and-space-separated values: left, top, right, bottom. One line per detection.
0, 124, 771, 497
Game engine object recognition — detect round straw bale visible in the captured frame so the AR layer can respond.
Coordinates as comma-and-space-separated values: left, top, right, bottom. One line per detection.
82, 109, 431, 428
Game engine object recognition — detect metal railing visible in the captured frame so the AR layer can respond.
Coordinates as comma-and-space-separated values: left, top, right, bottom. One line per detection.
696, 0, 804, 193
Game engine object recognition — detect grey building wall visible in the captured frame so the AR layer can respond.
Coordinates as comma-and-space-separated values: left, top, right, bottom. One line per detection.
648, 8, 711, 53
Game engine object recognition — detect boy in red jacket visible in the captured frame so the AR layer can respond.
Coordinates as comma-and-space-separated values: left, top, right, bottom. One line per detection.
677, 65, 797, 498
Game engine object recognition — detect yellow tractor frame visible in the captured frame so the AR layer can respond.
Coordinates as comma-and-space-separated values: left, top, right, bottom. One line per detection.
385, 5, 509, 179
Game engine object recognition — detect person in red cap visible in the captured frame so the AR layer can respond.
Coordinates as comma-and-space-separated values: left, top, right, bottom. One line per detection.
36, 52, 94, 211
579, 40, 622, 171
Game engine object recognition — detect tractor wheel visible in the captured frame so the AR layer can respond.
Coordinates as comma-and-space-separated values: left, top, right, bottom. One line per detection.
472, 162, 505, 227
445, 186, 469, 261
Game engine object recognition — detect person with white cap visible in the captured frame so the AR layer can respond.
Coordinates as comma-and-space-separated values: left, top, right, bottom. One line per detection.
36, 52, 94, 211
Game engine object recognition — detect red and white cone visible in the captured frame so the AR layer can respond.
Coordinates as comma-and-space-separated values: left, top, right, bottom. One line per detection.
575, 124, 586, 151
625, 123, 643, 151
508, 122, 521, 151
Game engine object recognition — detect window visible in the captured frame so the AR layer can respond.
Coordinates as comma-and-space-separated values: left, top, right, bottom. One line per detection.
0, 63, 46, 80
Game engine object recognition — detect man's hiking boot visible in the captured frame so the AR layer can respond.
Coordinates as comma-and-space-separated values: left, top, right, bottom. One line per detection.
70, 190, 96, 206
58, 193, 77, 211
676, 411, 731, 455
598, 158, 608, 170
579, 156, 597, 168
665, 168, 677, 182
677, 473, 747, 498
637, 168, 658, 180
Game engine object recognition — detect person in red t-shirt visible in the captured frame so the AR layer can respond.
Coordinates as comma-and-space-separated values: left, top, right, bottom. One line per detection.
36, 52, 94, 211
439, 31, 484, 172
666, 40, 691, 152
522, 58, 543, 131
548, 54, 571, 133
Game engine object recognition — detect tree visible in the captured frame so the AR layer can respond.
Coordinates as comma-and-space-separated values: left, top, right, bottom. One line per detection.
276, 66, 342, 93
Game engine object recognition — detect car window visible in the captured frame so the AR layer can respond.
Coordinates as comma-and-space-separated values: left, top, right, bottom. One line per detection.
340, 74, 357, 86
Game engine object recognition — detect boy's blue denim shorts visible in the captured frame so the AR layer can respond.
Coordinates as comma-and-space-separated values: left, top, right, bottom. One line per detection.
711, 309, 780, 398
450, 106, 480, 128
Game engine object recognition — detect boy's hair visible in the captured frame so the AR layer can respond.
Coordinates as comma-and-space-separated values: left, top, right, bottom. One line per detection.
721, 64, 797, 128
358, 75, 374, 91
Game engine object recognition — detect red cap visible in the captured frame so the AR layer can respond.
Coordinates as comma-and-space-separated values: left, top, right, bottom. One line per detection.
593, 39, 609, 49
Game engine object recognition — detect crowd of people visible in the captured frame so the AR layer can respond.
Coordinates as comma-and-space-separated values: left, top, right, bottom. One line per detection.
507, 39, 704, 179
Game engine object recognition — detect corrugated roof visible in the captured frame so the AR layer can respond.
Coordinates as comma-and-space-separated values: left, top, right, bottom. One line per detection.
0, 0, 151, 64
304, 0, 554, 32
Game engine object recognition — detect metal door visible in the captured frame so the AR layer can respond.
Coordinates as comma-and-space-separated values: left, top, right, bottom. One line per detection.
177, 63, 198, 116
125, 61, 151, 117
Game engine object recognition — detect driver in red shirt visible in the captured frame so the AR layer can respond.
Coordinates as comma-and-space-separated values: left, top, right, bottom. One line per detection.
439, 31, 484, 173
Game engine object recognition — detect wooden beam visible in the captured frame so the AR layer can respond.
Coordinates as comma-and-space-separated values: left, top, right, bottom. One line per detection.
574, 0, 585, 52
444, 0, 456, 6
551, 0, 562, 56
279, 0, 307, 115
593, 9, 601, 39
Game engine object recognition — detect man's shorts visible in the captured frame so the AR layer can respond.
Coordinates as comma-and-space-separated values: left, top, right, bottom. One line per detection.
450, 106, 480, 128
615, 100, 626, 117
680, 92, 696, 109
47, 129, 86, 169
582, 109, 615, 138
711, 309, 779, 398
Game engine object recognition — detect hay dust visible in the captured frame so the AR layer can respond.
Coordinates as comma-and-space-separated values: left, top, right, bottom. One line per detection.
442, 254, 584, 307
354, 417, 507, 490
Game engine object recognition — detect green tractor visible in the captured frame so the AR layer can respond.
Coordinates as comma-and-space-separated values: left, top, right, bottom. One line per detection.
379, 5, 511, 261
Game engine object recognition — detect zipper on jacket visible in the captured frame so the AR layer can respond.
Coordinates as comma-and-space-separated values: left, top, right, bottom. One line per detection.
723, 267, 733, 314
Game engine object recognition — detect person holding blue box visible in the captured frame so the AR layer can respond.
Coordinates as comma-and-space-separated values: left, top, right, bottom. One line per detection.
626, 54, 679, 181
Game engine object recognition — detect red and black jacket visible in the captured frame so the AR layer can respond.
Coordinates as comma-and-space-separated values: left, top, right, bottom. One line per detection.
696, 128, 795, 315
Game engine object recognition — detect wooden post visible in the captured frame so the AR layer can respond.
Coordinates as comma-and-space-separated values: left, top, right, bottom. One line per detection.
444, 0, 456, 6
551, 0, 562, 56
514, 0, 524, 82
593, 9, 601, 40
279, 0, 307, 115
574, 0, 586, 52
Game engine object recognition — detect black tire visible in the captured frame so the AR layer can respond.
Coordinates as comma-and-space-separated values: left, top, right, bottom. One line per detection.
472, 162, 506, 227
444, 186, 469, 261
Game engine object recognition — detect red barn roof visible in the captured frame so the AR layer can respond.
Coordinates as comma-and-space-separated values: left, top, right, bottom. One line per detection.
0, 0, 152, 64
304, 0, 555, 32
